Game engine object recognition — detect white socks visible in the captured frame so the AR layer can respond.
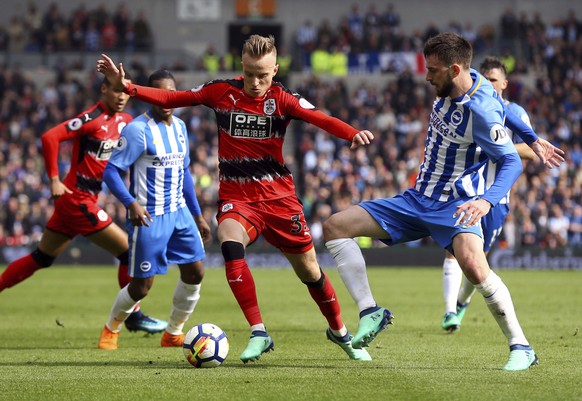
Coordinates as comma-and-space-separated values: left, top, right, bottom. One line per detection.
251, 324, 267, 333
166, 280, 201, 335
442, 258, 462, 313
475, 270, 529, 346
325, 238, 376, 312
107, 285, 139, 332
457, 275, 476, 306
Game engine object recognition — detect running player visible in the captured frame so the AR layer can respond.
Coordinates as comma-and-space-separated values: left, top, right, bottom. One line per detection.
0, 76, 167, 334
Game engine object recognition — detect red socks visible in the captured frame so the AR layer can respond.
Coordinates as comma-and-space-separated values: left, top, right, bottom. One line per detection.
0, 254, 43, 291
225, 259, 263, 326
117, 263, 131, 288
306, 272, 343, 330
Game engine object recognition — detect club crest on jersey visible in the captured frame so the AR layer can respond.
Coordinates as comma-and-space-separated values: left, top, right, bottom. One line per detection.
264, 99, 276, 115
490, 124, 510, 144
450, 110, 463, 126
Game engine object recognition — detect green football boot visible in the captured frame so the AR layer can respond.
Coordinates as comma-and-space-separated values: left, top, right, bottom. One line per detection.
240, 331, 274, 363
441, 312, 461, 333
326, 329, 372, 361
352, 306, 394, 349
456, 302, 470, 324
503, 344, 539, 371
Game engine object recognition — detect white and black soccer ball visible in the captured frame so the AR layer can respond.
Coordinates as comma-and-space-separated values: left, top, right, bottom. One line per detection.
183, 323, 229, 368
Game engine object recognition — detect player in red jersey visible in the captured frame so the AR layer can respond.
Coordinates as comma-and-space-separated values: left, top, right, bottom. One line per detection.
97, 35, 375, 362
0, 77, 167, 334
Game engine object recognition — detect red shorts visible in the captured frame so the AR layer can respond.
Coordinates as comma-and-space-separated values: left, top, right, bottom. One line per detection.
216, 196, 313, 254
46, 195, 113, 238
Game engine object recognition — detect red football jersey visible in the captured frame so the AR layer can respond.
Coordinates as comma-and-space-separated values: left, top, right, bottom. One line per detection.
125, 78, 358, 202
41, 101, 132, 202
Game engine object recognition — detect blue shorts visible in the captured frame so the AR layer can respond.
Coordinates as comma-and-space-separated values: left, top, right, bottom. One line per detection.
128, 207, 205, 278
482, 203, 510, 252
359, 189, 483, 253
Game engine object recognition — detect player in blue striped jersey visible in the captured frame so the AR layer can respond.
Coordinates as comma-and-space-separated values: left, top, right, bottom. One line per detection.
324, 33, 562, 371
98, 70, 211, 350
440, 56, 564, 332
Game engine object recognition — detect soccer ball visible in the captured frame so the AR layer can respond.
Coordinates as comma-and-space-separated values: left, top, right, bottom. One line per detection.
183, 323, 229, 368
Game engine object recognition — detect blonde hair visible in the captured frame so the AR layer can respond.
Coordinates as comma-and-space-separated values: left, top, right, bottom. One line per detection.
242, 35, 277, 58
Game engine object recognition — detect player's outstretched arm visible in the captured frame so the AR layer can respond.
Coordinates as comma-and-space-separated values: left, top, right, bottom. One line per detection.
97, 54, 128, 91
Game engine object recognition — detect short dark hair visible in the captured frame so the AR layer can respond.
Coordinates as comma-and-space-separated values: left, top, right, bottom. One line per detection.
424, 32, 472, 69
480, 56, 507, 77
147, 69, 175, 86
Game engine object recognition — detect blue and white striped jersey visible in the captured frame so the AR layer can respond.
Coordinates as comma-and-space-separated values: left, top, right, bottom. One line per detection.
108, 111, 190, 216
415, 69, 519, 203
483, 100, 532, 205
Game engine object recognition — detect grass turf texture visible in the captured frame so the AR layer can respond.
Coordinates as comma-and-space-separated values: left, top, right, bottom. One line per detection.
0, 266, 580, 401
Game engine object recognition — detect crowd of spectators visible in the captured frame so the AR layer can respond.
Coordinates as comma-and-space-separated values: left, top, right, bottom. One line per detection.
294, 4, 582, 75
0, 5, 581, 253
0, 2, 153, 53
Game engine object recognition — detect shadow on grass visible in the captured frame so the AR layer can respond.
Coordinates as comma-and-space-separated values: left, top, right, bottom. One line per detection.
0, 359, 398, 370
0, 360, 484, 374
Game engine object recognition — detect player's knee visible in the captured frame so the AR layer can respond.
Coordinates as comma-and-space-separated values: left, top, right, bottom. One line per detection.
181, 261, 204, 284
322, 216, 340, 241
221, 241, 245, 262
302, 268, 325, 288
31, 248, 56, 268
128, 279, 152, 300
116, 250, 129, 265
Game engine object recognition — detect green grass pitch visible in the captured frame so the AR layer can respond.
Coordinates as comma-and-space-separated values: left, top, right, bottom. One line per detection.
0, 265, 580, 401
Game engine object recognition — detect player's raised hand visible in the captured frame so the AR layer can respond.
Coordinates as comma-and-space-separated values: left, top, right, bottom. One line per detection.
530, 137, 565, 169
350, 130, 374, 149
97, 54, 127, 91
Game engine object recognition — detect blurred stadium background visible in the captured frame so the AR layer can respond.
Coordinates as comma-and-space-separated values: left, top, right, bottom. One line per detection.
0, 0, 581, 268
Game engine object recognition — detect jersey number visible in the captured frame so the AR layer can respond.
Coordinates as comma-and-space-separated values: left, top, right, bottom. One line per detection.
290, 214, 303, 234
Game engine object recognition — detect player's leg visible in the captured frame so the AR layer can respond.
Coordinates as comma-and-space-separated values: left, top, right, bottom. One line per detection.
217, 215, 271, 362
441, 251, 462, 332
98, 218, 167, 350
456, 275, 475, 323
98, 276, 155, 350
324, 203, 394, 349
162, 209, 206, 347
284, 248, 371, 361
161, 261, 204, 347
453, 233, 537, 370
455, 205, 510, 326
88, 221, 167, 333
0, 228, 70, 292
